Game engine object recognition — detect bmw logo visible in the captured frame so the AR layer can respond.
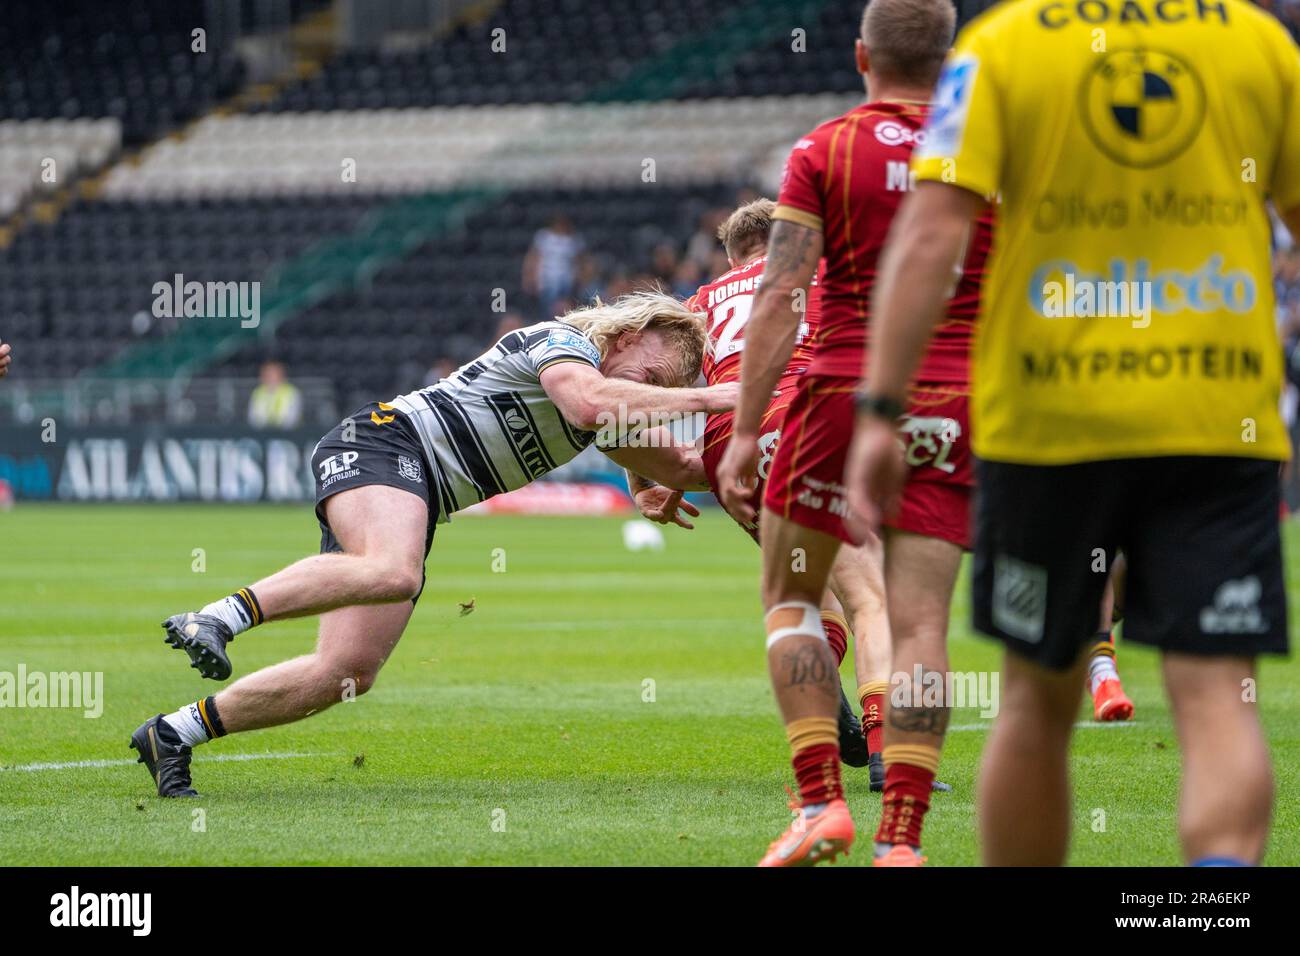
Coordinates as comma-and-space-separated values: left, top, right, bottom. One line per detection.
1079, 48, 1206, 168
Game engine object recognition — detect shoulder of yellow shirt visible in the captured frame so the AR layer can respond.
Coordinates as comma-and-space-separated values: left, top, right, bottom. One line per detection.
956, 0, 1300, 48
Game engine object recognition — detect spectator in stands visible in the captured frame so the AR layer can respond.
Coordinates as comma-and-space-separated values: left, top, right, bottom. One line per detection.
0, 338, 10, 379
685, 208, 728, 269
494, 310, 525, 339
650, 241, 680, 287
1279, 248, 1300, 335
248, 360, 303, 429
1277, 0, 1300, 40
574, 252, 605, 303
672, 257, 703, 300
522, 215, 584, 320
423, 356, 458, 388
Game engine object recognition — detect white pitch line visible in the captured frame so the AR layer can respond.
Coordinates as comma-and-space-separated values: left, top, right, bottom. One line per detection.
0, 752, 322, 773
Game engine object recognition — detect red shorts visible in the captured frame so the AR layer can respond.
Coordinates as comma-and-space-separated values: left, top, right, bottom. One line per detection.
762, 375, 858, 543
702, 374, 802, 542
888, 386, 973, 550
762, 376, 973, 548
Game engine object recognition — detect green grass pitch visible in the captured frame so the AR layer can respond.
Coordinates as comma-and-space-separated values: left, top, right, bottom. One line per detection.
1, 504, 1297, 866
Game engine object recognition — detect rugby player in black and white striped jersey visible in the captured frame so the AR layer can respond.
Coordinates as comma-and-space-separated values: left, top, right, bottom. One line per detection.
129, 292, 735, 796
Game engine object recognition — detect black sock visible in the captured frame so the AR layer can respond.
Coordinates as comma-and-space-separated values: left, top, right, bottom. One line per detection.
200, 695, 228, 738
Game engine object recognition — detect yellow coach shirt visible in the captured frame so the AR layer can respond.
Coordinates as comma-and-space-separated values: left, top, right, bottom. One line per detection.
913, 0, 1300, 464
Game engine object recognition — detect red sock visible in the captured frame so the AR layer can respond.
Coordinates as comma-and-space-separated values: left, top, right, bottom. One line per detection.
858, 681, 888, 754
861, 694, 885, 753
793, 742, 843, 806
820, 612, 848, 666
874, 759, 935, 847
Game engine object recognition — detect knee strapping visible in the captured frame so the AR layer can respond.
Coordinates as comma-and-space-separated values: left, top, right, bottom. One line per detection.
764, 601, 826, 650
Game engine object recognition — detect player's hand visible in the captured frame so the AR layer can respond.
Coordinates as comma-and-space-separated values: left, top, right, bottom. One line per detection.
0, 339, 10, 379
715, 430, 761, 525
635, 486, 700, 529
844, 414, 906, 544
698, 381, 739, 414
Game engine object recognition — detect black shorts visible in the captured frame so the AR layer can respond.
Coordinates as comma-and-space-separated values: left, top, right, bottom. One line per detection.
972, 456, 1288, 670
311, 402, 439, 600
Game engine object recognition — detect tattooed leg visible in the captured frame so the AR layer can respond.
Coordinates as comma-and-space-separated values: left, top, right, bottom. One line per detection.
874, 528, 963, 853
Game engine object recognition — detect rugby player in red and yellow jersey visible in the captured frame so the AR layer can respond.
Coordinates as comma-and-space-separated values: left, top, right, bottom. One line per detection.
715, 0, 990, 866
632, 198, 892, 778
846, 0, 1300, 866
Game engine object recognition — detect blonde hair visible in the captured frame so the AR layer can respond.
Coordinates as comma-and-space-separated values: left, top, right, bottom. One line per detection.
860, 0, 955, 86
717, 198, 775, 261
561, 290, 706, 385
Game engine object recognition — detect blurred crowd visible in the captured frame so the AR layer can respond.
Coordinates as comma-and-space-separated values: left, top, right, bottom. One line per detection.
413, 194, 1300, 396
1258, 0, 1300, 39
518, 192, 764, 322
418, 188, 762, 388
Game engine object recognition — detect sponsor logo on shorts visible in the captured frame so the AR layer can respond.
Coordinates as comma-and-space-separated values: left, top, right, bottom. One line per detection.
1199, 576, 1270, 635
795, 475, 848, 518
318, 452, 360, 489
898, 416, 961, 473
991, 554, 1048, 644
396, 455, 422, 483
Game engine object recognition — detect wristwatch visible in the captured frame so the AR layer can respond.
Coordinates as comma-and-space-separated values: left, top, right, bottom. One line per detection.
853, 391, 906, 421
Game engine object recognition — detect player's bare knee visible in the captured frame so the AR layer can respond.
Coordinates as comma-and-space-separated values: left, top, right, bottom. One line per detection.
390, 567, 423, 602
323, 658, 383, 699
367, 562, 422, 602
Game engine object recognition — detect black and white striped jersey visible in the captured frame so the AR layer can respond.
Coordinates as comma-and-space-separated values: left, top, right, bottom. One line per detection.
388, 321, 599, 520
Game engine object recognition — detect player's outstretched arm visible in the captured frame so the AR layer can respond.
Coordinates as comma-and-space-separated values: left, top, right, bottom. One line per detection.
619, 468, 702, 529
714, 219, 820, 523
539, 361, 736, 431
732, 219, 821, 437
604, 441, 709, 493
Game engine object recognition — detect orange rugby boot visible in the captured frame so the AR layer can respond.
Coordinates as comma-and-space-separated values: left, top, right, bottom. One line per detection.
873, 844, 927, 867
1092, 677, 1134, 722
757, 798, 855, 867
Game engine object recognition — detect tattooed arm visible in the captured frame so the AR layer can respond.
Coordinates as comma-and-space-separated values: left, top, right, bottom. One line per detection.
625, 470, 658, 498
732, 219, 823, 438
714, 219, 822, 522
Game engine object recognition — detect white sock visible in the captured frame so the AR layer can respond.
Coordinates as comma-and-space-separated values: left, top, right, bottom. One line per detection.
162, 703, 213, 748
1089, 653, 1119, 695
201, 594, 254, 636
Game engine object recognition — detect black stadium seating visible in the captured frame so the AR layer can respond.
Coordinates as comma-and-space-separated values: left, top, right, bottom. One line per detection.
255, 0, 871, 111
0, 0, 245, 143
0, 0, 1011, 420
2, 196, 383, 378
211, 183, 739, 408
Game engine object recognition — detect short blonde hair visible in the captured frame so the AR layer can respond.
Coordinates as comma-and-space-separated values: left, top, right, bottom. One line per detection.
717, 198, 775, 261
561, 290, 706, 385
860, 0, 955, 86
